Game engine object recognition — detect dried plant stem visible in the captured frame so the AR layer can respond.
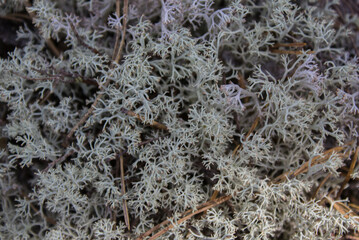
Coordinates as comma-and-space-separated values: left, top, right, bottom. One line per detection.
270, 42, 314, 55
43, 149, 75, 172
237, 72, 247, 89
65, 0, 129, 145
19, 191, 57, 225
237, 72, 250, 104
204, 189, 220, 216
349, 203, 359, 213
270, 49, 315, 55
24, 0, 61, 58
336, 146, 359, 199
136, 195, 232, 240
0, 14, 26, 22
65, 85, 108, 145
69, 22, 100, 55
232, 116, 260, 156
121, 108, 168, 131
113, 0, 128, 64
23, 0, 61, 104
311, 173, 331, 199
324, 197, 358, 220
346, 236, 359, 240
119, 154, 130, 230
272, 142, 354, 184
112, 0, 122, 61
272, 42, 307, 48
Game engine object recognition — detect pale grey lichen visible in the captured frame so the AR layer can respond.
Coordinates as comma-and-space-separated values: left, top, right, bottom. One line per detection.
0, 0, 358, 239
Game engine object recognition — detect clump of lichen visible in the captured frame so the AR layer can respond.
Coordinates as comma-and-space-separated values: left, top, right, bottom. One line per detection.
0, 0, 358, 239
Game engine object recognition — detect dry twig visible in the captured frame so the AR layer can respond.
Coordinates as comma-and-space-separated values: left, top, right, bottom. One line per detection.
121, 108, 168, 131
311, 173, 332, 199
336, 146, 359, 199
119, 154, 130, 230
65, 0, 129, 145
136, 195, 232, 240
43, 149, 75, 173
272, 143, 353, 184
24, 0, 61, 57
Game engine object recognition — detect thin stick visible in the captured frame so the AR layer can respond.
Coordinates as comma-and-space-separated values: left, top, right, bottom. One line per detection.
19, 191, 57, 225
137, 196, 230, 239
65, 0, 129, 145
11, 70, 60, 81
272, 143, 353, 184
6, 13, 32, 20
272, 42, 307, 48
311, 173, 331, 199
114, 0, 128, 64
350, 35, 359, 58
349, 203, 359, 213
24, 0, 61, 57
120, 154, 131, 230
204, 189, 220, 215
237, 72, 246, 89
65, 88, 108, 145
136, 195, 232, 240
346, 236, 359, 240
69, 22, 100, 55
0, 15, 25, 22
336, 146, 359, 199
325, 197, 358, 220
43, 149, 75, 172
112, 0, 121, 61
121, 108, 168, 131
270, 49, 315, 55
237, 72, 250, 104
232, 116, 259, 156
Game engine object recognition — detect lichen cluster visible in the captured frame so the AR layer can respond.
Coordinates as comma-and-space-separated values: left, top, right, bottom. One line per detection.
0, 0, 358, 239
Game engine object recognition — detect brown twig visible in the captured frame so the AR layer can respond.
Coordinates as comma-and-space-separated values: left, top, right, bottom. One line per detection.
12, 68, 97, 104
69, 21, 100, 55
270, 49, 315, 55
137, 141, 355, 238
272, 42, 307, 48
136, 195, 232, 240
349, 35, 359, 58
24, 0, 61, 58
112, 0, 122, 62
18, 191, 57, 225
22, 0, 61, 106
204, 189, 220, 216
38, 89, 54, 105
0, 15, 26, 23
270, 42, 314, 55
336, 146, 359, 199
272, 142, 353, 184
311, 173, 331, 199
65, 82, 108, 145
232, 116, 260, 156
237, 72, 246, 90
119, 154, 131, 230
237, 72, 250, 104
43, 149, 75, 173
349, 203, 359, 213
65, 0, 129, 146
7, 13, 32, 20
12, 68, 97, 86
11, 70, 60, 82
324, 196, 358, 220
346, 235, 359, 240
121, 108, 168, 131
113, 0, 128, 64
